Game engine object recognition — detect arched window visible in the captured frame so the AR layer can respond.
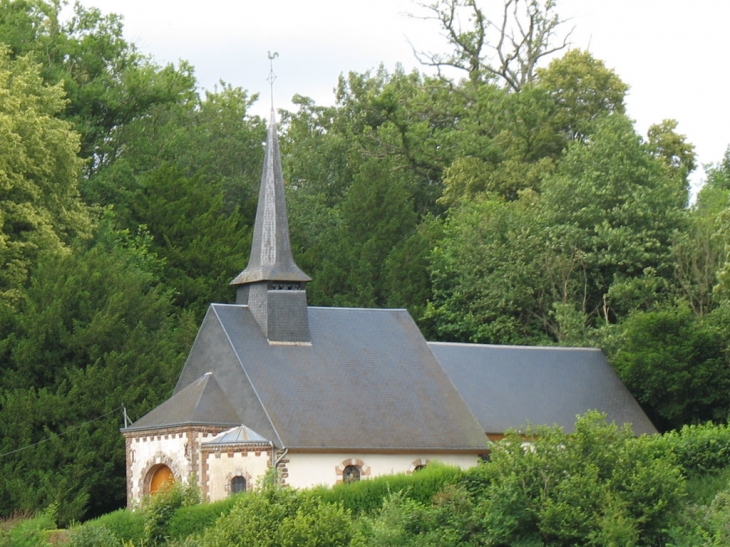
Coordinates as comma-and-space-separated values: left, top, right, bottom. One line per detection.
231, 475, 246, 494
343, 465, 360, 484
149, 465, 174, 494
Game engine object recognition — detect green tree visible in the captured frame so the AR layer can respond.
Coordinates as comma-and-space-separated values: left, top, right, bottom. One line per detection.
424, 194, 548, 343
0, 222, 192, 522
0, 0, 197, 172
540, 114, 687, 323
535, 49, 628, 142
126, 165, 252, 314
611, 306, 730, 430
0, 46, 91, 307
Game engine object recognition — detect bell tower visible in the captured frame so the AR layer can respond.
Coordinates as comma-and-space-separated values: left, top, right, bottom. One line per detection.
230, 110, 311, 343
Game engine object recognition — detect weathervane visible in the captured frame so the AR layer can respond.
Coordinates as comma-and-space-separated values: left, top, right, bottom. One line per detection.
267, 51, 279, 108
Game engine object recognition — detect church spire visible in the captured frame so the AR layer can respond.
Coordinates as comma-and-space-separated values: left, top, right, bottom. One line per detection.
231, 109, 310, 286
231, 109, 311, 343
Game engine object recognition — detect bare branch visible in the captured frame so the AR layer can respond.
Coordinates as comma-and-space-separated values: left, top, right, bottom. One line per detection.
410, 0, 573, 92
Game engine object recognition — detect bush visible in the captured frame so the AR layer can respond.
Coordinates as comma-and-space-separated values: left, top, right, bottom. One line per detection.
167, 494, 240, 540
312, 462, 463, 515
655, 423, 730, 476
0, 506, 56, 547
65, 524, 119, 547
361, 485, 481, 547
142, 479, 201, 546
203, 487, 358, 547
91, 508, 144, 544
475, 412, 686, 547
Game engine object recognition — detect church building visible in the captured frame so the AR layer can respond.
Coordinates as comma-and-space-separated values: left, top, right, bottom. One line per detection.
122, 111, 655, 505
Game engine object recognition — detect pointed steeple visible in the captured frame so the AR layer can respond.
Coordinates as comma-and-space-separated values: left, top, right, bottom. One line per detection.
231, 110, 311, 343
231, 109, 310, 286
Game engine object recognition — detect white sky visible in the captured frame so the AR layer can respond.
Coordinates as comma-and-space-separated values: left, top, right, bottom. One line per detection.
69, 0, 730, 193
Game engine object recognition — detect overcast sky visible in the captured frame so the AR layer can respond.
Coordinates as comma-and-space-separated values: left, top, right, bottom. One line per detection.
68, 0, 730, 193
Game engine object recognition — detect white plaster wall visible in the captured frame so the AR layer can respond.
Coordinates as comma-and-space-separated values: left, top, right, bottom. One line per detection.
204, 449, 271, 502
127, 432, 191, 503
285, 453, 478, 489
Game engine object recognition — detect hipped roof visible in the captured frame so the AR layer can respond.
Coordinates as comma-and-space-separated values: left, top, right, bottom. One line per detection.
125, 372, 241, 431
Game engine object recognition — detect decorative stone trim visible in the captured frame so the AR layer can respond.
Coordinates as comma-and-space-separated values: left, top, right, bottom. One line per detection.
224, 470, 253, 493
409, 458, 430, 474
335, 458, 371, 484
276, 449, 290, 487
124, 424, 230, 506
200, 443, 274, 497
138, 452, 182, 497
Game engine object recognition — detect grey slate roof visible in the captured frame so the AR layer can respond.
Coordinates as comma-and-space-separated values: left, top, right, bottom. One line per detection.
230, 110, 310, 286
166, 304, 488, 452
126, 372, 242, 431
429, 342, 657, 435
202, 425, 269, 446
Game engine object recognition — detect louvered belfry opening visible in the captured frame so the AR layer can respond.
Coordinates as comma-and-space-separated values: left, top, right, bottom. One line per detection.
230, 110, 311, 343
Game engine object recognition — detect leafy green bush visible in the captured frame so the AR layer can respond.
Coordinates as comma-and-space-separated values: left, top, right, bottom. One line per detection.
654, 423, 730, 476
202, 487, 358, 547
91, 508, 144, 544
167, 494, 240, 540
65, 524, 119, 547
360, 485, 481, 547
312, 462, 463, 515
475, 412, 686, 547
142, 479, 201, 546
0, 506, 56, 547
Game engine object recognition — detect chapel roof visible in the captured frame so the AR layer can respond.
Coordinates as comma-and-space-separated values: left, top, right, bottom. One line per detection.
429, 342, 657, 436
166, 304, 489, 452
124, 372, 241, 432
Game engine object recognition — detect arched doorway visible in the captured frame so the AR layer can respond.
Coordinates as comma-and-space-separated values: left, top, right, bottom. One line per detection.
148, 464, 175, 494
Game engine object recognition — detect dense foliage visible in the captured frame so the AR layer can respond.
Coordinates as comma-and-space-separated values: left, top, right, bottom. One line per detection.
9, 417, 730, 546
1, 0, 730, 528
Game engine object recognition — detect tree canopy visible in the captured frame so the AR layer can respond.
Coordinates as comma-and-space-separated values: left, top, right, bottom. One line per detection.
1, 0, 730, 522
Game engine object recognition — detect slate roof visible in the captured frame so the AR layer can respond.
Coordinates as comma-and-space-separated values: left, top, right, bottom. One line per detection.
126, 372, 241, 431
151, 304, 489, 452
202, 425, 269, 446
230, 110, 310, 286
429, 342, 657, 436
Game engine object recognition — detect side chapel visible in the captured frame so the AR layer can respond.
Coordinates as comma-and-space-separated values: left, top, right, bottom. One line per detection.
122, 111, 655, 504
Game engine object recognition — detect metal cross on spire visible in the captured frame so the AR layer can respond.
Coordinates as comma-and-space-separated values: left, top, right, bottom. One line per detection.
267, 51, 279, 108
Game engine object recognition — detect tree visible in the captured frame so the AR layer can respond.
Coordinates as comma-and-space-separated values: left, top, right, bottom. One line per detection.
535, 49, 628, 142
0, 222, 193, 522
424, 194, 549, 343
0, 46, 91, 307
127, 165, 252, 315
412, 0, 571, 91
611, 306, 730, 430
540, 114, 687, 323
0, 0, 197, 173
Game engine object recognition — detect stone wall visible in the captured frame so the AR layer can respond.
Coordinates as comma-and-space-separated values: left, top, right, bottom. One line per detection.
201, 443, 272, 501
284, 452, 478, 488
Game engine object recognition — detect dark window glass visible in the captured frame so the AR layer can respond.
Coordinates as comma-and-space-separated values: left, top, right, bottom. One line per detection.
231, 475, 246, 494
343, 465, 360, 484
